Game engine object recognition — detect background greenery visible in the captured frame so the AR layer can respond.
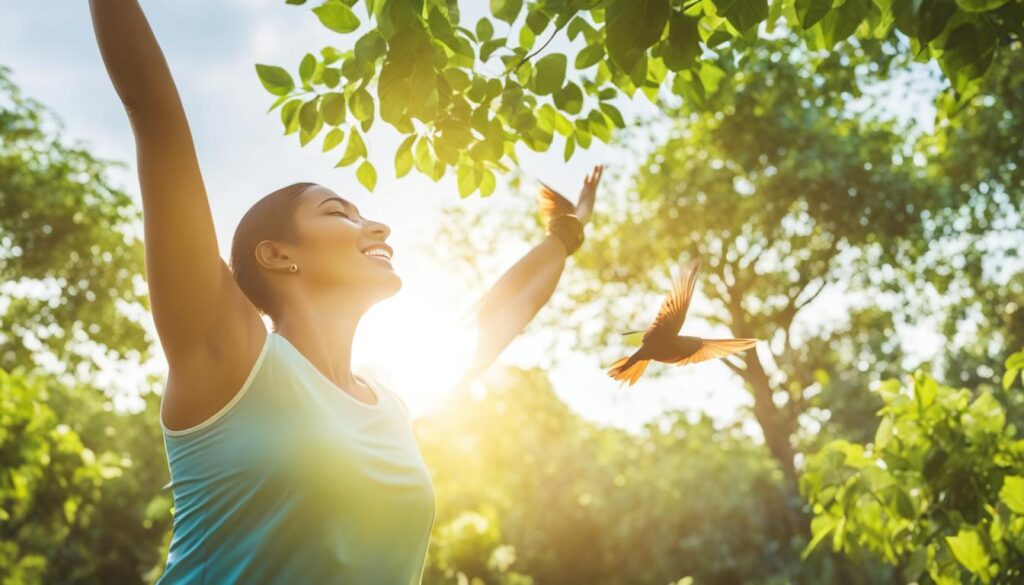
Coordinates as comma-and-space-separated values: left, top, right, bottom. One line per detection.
3, 1, 1024, 583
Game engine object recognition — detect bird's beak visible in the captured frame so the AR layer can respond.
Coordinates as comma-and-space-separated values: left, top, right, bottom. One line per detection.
620, 330, 644, 346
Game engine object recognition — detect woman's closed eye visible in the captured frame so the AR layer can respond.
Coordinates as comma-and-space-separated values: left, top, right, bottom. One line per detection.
329, 211, 355, 220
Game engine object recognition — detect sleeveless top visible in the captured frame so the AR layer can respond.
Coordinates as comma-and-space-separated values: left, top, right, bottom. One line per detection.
156, 331, 436, 584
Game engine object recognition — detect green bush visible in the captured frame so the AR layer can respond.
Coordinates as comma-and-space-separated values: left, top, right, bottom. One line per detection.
802, 349, 1024, 584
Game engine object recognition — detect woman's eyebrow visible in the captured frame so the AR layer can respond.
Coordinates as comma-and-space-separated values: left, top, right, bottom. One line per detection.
317, 196, 361, 216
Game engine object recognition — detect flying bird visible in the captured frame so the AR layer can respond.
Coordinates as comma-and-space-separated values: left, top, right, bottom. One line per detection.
607, 255, 758, 386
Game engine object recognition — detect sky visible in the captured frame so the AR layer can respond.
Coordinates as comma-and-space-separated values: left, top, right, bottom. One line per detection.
0, 0, 941, 437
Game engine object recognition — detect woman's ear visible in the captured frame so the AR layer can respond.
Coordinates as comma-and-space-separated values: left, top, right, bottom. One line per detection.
254, 239, 293, 271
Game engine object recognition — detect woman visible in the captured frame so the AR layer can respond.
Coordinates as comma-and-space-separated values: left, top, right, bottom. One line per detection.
88, 1, 602, 583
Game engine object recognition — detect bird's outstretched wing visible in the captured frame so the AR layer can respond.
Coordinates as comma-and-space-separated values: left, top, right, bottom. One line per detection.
537, 182, 576, 220
672, 338, 757, 366
644, 256, 701, 341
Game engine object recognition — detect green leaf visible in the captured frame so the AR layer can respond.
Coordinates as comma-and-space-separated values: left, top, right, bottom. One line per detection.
554, 83, 584, 115
414, 136, 434, 174
394, 134, 415, 178
491, 0, 523, 24
553, 111, 574, 136
816, 0, 870, 48
266, 94, 290, 113
533, 54, 567, 95
299, 53, 316, 87
322, 128, 345, 152
965, 392, 1005, 436
280, 99, 302, 134
714, 0, 769, 33
606, 0, 670, 75
322, 66, 341, 88
801, 515, 838, 560
479, 168, 496, 196
575, 44, 605, 70
795, 0, 833, 28
476, 18, 494, 42
457, 163, 479, 197
662, 12, 700, 71
1003, 368, 1019, 390
526, 9, 551, 34
321, 92, 346, 126
313, 1, 360, 34
480, 38, 506, 61
350, 88, 374, 122
355, 31, 386, 62
1006, 349, 1024, 370
766, 0, 784, 32
945, 528, 991, 576
563, 135, 575, 161
299, 97, 321, 133
356, 160, 377, 191
299, 114, 323, 146
255, 64, 295, 96
1000, 476, 1024, 514
873, 416, 893, 450
336, 130, 366, 167
955, 0, 1009, 10
918, 0, 957, 45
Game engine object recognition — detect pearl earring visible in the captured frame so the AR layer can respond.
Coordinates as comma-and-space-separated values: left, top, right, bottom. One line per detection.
289, 263, 298, 273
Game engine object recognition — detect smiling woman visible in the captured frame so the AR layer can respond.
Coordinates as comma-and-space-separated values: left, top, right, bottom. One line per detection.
87, 0, 600, 583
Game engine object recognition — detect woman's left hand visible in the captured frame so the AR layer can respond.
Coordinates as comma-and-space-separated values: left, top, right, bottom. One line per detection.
575, 164, 604, 226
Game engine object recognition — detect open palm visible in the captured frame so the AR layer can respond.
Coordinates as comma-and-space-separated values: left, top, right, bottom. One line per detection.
575, 164, 603, 226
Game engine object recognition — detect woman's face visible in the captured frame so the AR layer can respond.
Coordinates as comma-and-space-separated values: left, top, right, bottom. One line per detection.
284, 185, 401, 302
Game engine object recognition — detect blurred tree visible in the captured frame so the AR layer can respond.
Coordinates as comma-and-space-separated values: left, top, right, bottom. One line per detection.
416, 366, 893, 584
0, 67, 171, 584
0, 66, 151, 381
0, 366, 171, 584
921, 46, 1024, 429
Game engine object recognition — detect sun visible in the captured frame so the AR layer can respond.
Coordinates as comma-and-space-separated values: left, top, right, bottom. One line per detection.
354, 263, 477, 419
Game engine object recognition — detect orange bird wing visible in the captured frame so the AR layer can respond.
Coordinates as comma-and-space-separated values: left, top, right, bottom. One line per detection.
672, 338, 758, 366
644, 256, 701, 341
537, 182, 577, 220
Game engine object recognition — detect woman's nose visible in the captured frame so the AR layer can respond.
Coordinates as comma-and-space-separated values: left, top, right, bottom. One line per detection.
365, 219, 390, 240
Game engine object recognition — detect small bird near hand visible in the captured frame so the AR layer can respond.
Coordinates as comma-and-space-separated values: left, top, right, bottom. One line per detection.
607, 255, 758, 386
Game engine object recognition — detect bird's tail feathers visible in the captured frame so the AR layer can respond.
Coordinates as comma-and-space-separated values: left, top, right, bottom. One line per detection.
607, 356, 650, 387
537, 182, 576, 220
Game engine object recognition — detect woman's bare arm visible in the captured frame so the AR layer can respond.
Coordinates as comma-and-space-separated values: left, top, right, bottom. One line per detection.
89, 0, 256, 365
457, 165, 603, 386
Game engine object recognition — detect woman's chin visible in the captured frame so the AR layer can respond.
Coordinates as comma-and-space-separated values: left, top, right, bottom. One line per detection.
373, 271, 402, 298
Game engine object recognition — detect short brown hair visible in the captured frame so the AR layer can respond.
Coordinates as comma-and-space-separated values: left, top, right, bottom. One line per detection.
229, 182, 316, 321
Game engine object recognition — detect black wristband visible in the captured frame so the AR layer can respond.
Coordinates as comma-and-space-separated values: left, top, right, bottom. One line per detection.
546, 214, 584, 255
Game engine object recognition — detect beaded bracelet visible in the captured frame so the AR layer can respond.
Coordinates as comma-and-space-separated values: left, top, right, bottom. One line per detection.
547, 213, 584, 256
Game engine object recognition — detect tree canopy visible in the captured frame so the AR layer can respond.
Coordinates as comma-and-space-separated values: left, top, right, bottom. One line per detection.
256, 0, 1023, 194
0, 66, 151, 380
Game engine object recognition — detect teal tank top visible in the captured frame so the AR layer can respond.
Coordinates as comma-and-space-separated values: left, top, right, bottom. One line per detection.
156, 331, 436, 584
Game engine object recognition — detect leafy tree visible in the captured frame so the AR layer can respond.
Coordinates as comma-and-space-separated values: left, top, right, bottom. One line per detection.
801, 348, 1024, 584
921, 46, 1024, 430
0, 67, 171, 585
256, 0, 1023, 194
441, 33, 941, 495
0, 66, 151, 379
0, 366, 171, 584
416, 366, 893, 584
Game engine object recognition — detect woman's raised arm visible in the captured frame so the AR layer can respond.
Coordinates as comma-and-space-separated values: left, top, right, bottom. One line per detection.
457, 165, 603, 387
89, 0, 257, 365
